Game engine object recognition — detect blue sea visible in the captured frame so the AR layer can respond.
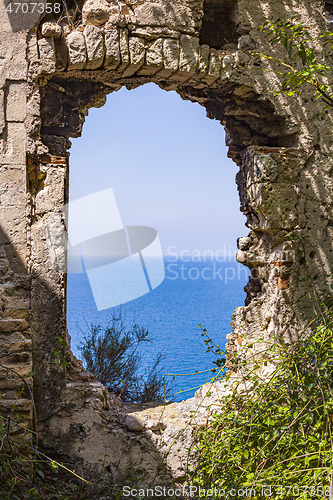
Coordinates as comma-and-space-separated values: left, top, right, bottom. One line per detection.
67, 258, 249, 401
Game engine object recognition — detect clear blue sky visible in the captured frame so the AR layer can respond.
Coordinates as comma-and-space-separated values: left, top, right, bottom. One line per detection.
69, 82, 246, 257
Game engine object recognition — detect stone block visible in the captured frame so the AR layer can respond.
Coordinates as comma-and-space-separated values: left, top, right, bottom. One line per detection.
82, 0, 111, 26
159, 38, 179, 78
0, 123, 26, 165
6, 82, 26, 123
138, 38, 163, 76
67, 31, 87, 70
0, 319, 29, 333
4, 298, 30, 311
178, 35, 199, 75
0, 379, 27, 391
125, 415, 144, 432
202, 49, 222, 85
0, 90, 4, 135
35, 165, 66, 213
0, 32, 28, 84
0, 333, 27, 344
0, 0, 42, 33
119, 29, 129, 70
253, 183, 298, 230
84, 25, 105, 70
4, 309, 29, 320
134, 0, 200, 34
1, 390, 19, 399
41, 23, 62, 39
104, 30, 120, 69
27, 92, 40, 117
38, 38, 56, 63
197, 44, 210, 77
0, 257, 9, 272
0, 207, 27, 266
54, 37, 69, 70
122, 37, 146, 77
7, 351, 30, 363
0, 166, 26, 207
221, 56, 233, 81
0, 398, 32, 412
27, 33, 39, 62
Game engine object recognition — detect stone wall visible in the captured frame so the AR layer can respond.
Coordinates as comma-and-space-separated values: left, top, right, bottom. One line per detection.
0, 0, 333, 494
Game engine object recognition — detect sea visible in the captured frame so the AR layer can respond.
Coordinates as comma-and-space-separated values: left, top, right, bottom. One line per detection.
67, 258, 249, 402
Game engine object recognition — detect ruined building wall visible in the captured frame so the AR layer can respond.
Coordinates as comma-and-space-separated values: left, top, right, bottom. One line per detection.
0, 0, 333, 490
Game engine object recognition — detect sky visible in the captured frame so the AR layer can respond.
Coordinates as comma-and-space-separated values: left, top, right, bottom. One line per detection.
69, 82, 246, 257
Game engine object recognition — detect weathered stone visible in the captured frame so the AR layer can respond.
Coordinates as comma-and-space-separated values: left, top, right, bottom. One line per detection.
0, 123, 26, 164
27, 92, 40, 117
122, 37, 146, 77
0, 398, 32, 412
103, 3, 124, 28
0, 379, 29, 390
0, 32, 28, 84
0, 90, 4, 135
119, 29, 129, 70
6, 82, 26, 122
0, 257, 9, 271
104, 29, 120, 69
221, 55, 233, 81
67, 31, 87, 70
238, 237, 252, 251
0, 333, 27, 344
159, 38, 179, 78
27, 33, 39, 62
197, 44, 210, 77
134, 0, 201, 34
62, 25, 72, 37
82, 0, 110, 26
54, 37, 68, 70
2, 0, 333, 492
125, 414, 144, 432
84, 25, 105, 69
4, 308, 29, 320
38, 38, 56, 62
138, 38, 163, 76
202, 48, 221, 85
178, 35, 199, 75
0, 167, 26, 207
145, 419, 167, 432
41, 22, 63, 39
35, 166, 66, 213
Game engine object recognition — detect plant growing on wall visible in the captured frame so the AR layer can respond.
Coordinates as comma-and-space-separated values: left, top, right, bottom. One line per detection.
254, 16, 333, 110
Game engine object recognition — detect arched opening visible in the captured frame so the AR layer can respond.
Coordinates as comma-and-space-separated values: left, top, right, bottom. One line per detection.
36, 54, 298, 416
67, 82, 249, 400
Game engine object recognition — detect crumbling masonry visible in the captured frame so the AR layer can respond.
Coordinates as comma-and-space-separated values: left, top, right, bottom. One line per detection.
0, 0, 333, 492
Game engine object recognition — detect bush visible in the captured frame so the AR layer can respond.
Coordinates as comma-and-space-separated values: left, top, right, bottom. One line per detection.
189, 302, 333, 498
0, 412, 89, 499
78, 311, 173, 403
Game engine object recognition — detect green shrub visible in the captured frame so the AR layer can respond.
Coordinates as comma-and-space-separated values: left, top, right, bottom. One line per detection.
189, 304, 333, 499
